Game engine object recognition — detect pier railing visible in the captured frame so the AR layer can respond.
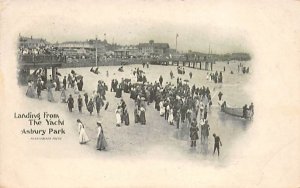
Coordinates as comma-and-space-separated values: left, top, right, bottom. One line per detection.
18, 54, 65, 68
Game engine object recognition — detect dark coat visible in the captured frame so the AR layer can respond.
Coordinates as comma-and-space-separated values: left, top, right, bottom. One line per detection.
87, 100, 94, 113
140, 110, 146, 124
124, 110, 130, 125
67, 97, 74, 109
78, 98, 83, 107
190, 126, 199, 140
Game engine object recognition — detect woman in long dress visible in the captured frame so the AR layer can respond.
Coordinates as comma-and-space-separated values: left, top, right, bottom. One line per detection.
26, 81, 35, 98
96, 121, 107, 151
95, 94, 102, 116
115, 85, 122, 98
168, 108, 174, 125
140, 106, 146, 125
123, 108, 130, 126
47, 80, 54, 102
74, 80, 79, 94
67, 94, 74, 112
87, 98, 94, 115
36, 78, 43, 98
115, 106, 122, 127
159, 101, 165, 116
77, 119, 90, 144
134, 105, 140, 123
60, 88, 67, 103
190, 119, 199, 147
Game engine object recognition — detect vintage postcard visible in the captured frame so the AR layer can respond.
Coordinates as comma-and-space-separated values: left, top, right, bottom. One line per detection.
0, 0, 299, 187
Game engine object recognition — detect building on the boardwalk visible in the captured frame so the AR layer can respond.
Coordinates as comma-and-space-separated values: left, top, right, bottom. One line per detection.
19, 35, 50, 49
138, 40, 170, 57
56, 39, 114, 59
114, 45, 140, 58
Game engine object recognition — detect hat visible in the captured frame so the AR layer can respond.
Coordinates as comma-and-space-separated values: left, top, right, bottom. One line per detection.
97, 121, 102, 125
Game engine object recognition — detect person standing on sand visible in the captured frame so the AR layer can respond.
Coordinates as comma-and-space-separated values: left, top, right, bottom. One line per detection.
200, 118, 205, 144
26, 81, 35, 98
87, 98, 94, 115
84, 93, 89, 108
134, 105, 140, 123
67, 94, 74, 112
159, 75, 163, 86
139, 106, 146, 125
123, 107, 130, 126
60, 88, 67, 103
77, 119, 90, 144
203, 105, 208, 120
175, 110, 181, 129
168, 108, 174, 125
63, 76, 67, 90
203, 120, 210, 144
36, 77, 43, 98
67, 74, 72, 88
96, 121, 107, 151
74, 80, 79, 94
115, 106, 122, 127
78, 94, 83, 113
95, 94, 101, 116
242, 104, 248, 119
170, 71, 174, 79
213, 133, 222, 156
47, 80, 54, 102
218, 91, 223, 101
190, 118, 199, 147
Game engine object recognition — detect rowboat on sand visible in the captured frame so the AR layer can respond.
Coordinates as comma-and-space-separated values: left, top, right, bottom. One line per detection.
220, 101, 253, 119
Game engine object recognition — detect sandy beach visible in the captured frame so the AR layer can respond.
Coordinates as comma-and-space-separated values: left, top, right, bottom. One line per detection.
14, 61, 252, 160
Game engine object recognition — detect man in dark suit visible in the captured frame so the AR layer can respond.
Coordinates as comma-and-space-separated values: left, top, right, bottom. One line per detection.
213, 133, 222, 156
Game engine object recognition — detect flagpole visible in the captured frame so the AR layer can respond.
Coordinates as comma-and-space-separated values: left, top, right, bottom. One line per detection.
175, 34, 178, 53
95, 36, 98, 67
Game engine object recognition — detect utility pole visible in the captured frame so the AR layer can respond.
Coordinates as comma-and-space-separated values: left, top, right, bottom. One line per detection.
95, 36, 98, 67
176, 33, 179, 53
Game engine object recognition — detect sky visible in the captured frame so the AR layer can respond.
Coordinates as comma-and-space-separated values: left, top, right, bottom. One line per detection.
2, 0, 252, 54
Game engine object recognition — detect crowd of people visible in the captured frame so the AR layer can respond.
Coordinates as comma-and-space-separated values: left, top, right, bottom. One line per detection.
238, 62, 250, 74
24, 62, 254, 156
25, 67, 112, 151
106, 66, 225, 154
207, 71, 223, 83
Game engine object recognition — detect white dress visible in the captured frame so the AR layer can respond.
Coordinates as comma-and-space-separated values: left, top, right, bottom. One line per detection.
74, 81, 79, 94
159, 101, 165, 116
168, 109, 174, 124
115, 109, 121, 125
26, 82, 35, 98
78, 122, 89, 144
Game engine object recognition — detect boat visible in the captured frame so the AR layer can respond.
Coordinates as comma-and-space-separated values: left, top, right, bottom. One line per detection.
220, 102, 252, 119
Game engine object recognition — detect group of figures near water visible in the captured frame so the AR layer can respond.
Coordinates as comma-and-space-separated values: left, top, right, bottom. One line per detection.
24, 61, 253, 155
